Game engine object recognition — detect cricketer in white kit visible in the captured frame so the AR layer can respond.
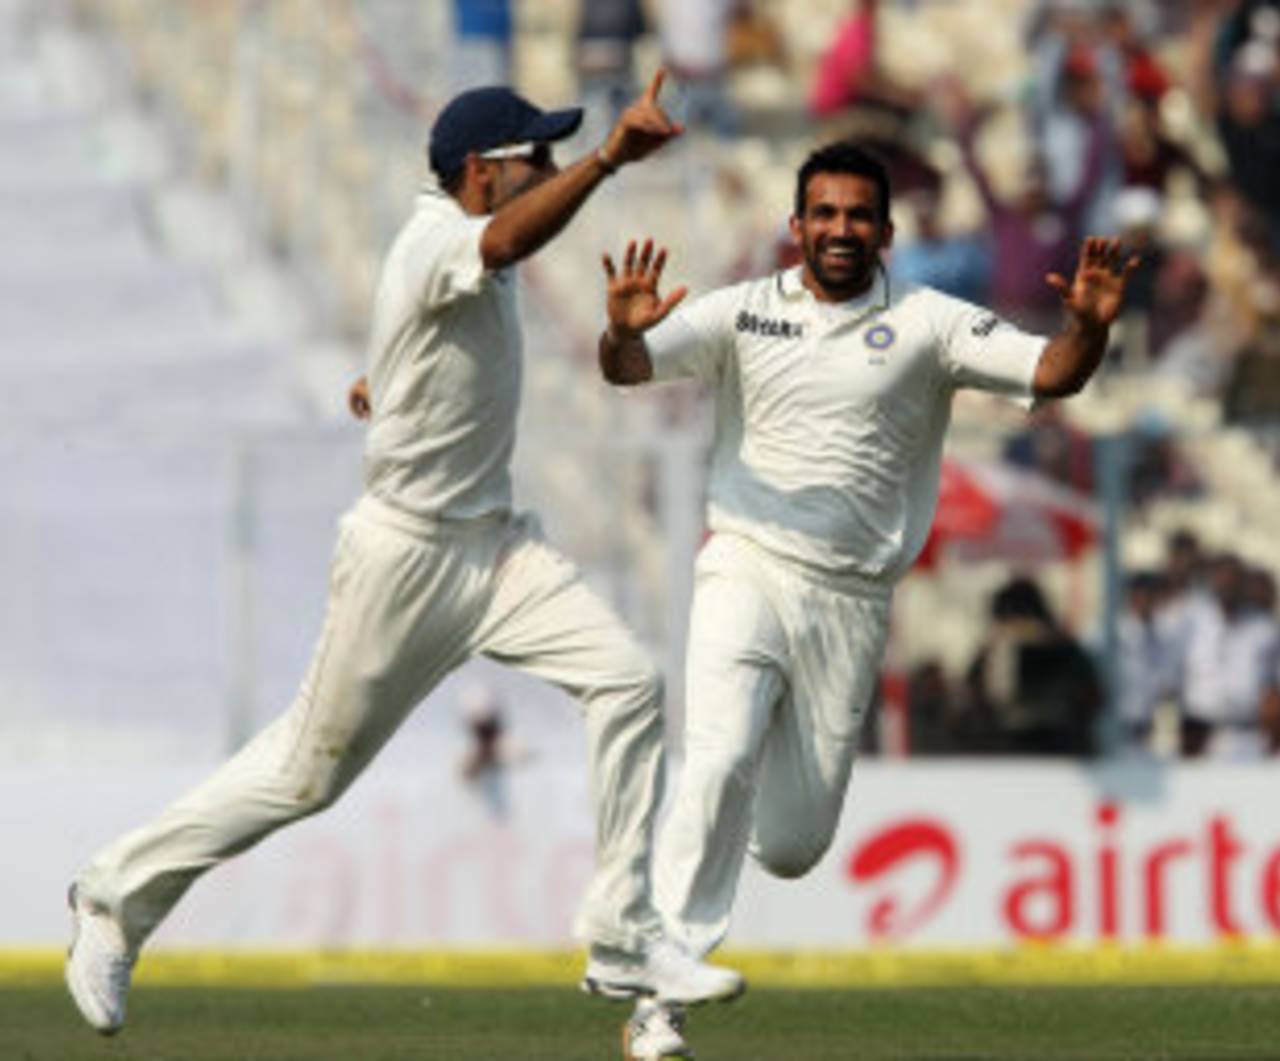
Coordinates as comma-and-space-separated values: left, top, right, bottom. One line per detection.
597, 140, 1138, 1058
65, 72, 742, 1040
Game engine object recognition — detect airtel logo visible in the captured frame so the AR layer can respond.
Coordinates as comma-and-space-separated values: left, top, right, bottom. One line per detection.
847, 819, 960, 938
846, 803, 1280, 942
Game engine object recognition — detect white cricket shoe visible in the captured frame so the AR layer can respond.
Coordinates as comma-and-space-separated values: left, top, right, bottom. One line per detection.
65, 885, 135, 1035
624, 999, 694, 1060
582, 943, 653, 1001
582, 938, 744, 1006
645, 938, 743, 1006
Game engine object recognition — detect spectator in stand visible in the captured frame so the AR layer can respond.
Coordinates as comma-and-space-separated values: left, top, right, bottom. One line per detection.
1115, 570, 1179, 753
809, 1, 939, 201
1218, 43, 1280, 245
457, 681, 531, 820
656, 0, 739, 136
1099, 0, 1171, 107
1244, 564, 1278, 616
941, 81, 1104, 333
1150, 224, 1250, 395
1249, 565, 1280, 755
809, 0, 922, 123
962, 576, 1102, 757
1171, 552, 1280, 759
1117, 93, 1205, 196
726, 1, 788, 72
1107, 185, 1164, 366
1027, 20, 1126, 238
1159, 528, 1205, 619
1126, 415, 1201, 508
904, 659, 961, 756
890, 187, 992, 304
449, 0, 513, 92
1206, 2, 1280, 253
575, 0, 648, 136
1149, 245, 1208, 352
1002, 404, 1094, 493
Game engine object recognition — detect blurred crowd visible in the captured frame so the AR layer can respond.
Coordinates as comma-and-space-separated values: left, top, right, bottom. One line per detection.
905, 527, 1280, 761
445, 0, 1280, 417
436, 0, 1280, 760
449, 0, 1280, 500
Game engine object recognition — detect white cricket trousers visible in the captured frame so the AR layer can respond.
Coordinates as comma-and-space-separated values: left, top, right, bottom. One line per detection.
655, 533, 891, 957
79, 494, 666, 953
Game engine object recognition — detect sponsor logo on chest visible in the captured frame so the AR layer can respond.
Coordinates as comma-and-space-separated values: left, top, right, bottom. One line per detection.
736, 310, 805, 340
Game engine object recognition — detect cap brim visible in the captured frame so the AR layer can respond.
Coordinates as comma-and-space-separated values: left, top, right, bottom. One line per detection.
526, 106, 583, 144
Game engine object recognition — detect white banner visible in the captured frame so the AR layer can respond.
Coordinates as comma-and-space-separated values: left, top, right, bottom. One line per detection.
6, 761, 1280, 948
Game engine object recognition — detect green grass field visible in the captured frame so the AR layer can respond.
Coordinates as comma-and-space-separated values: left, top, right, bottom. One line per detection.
5, 984, 1280, 1060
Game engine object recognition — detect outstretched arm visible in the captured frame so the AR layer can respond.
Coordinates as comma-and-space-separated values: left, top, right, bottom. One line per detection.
1033, 237, 1140, 398
481, 70, 683, 271
598, 238, 688, 386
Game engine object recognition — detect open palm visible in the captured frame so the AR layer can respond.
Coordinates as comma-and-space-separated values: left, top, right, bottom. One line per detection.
1047, 237, 1141, 329
603, 238, 687, 335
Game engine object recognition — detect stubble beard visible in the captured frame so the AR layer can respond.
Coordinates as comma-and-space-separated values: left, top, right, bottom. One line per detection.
802, 235, 877, 301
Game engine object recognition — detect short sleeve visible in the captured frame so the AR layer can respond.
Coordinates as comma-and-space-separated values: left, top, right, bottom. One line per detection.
646, 286, 738, 385
934, 294, 1045, 405
401, 213, 491, 310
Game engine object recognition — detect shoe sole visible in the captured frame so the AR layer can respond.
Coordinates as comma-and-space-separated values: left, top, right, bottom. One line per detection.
65, 885, 124, 1037
580, 975, 654, 1002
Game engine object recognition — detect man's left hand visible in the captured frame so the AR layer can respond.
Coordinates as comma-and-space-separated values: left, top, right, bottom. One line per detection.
1046, 237, 1141, 329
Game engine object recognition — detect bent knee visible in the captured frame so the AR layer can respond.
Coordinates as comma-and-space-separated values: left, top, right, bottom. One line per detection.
756, 833, 833, 879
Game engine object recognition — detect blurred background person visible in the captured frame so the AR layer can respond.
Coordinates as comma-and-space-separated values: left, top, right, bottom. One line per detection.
656, 0, 739, 136
575, 0, 648, 140
962, 576, 1102, 756
1114, 570, 1179, 755
449, 0, 513, 93
889, 185, 992, 304
1172, 552, 1280, 759
940, 78, 1103, 333
457, 681, 533, 820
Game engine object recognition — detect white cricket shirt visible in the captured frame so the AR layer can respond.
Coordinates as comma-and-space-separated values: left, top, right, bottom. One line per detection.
363, 182, 521, 520
1174, 595, 1280, 726
647, 266, 1045, 582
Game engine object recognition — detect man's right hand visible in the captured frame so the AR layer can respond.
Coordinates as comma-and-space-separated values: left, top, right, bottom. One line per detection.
602, 238, 688, 339
600, 69, 684, 170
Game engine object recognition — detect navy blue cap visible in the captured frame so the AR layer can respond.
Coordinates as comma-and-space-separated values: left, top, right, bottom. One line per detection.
428, 86, 584, 183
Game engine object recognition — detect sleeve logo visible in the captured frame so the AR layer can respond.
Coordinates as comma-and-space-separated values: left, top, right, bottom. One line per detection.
970, 314, 1001, 338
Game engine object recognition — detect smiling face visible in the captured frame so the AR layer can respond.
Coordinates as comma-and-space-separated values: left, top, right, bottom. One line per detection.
789, 171, 894, 302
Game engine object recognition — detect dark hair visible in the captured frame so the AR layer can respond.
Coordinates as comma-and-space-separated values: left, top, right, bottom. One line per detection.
992, 577, 1054, 624
794, 140, 892, 222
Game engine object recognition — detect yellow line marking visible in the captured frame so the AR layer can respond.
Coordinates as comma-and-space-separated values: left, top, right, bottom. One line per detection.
8, 944, 1280, 987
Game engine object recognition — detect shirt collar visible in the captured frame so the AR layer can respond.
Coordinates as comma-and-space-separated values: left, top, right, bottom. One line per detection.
776, 264, 891, 315
417, 175, 468, 217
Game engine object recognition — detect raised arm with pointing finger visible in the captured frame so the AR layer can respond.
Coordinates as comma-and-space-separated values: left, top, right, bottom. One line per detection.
63, 71, 744, 1055
462, 69, 684, 270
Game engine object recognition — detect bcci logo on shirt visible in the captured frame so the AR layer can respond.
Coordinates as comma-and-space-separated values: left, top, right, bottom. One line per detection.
865, 324, 896, 361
